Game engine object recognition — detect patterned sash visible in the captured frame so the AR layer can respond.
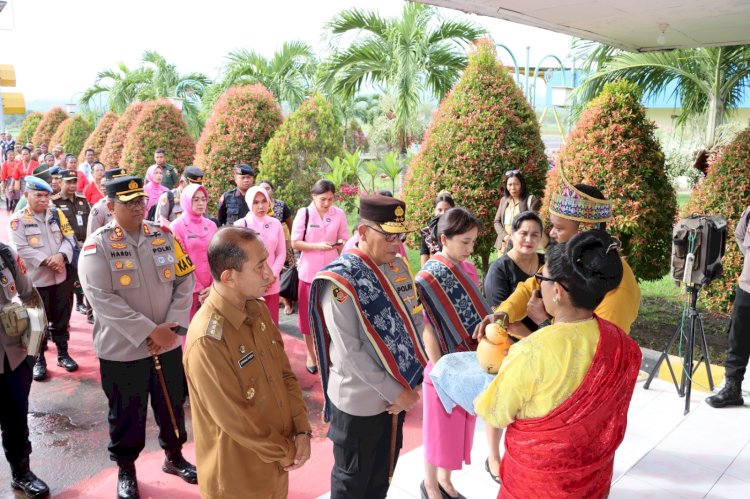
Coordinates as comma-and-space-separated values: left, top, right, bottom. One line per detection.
415, 255, 491, 354
309, 249, 427, 422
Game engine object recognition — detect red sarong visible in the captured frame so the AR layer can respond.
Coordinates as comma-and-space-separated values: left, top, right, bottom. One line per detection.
499, 316, 641, 498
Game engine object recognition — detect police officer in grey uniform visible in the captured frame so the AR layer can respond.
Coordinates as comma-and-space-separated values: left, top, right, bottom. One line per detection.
8, 176, 78, 381
79, 176, 197, 499
216, 164, 255, 226
87, 168, 124, 236
154, 166, 204, 226
0, 243, 50, 498
53, 170, 91, 314
310, 195, 424, 499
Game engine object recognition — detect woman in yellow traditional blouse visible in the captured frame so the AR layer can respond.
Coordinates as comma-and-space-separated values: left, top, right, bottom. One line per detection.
475, 231, 642, 498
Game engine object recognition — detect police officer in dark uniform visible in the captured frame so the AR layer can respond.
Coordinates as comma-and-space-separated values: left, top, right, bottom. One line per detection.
0, 243, 50, 498
216, 164, 256, 226
53, 170, 91, 314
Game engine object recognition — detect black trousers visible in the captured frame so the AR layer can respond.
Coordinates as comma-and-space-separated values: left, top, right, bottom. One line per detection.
0, 356, 33, 468
725, 286, 750, 380
37, 279, 74, 345
328, 404, 405, 499
99, 347, 188, 464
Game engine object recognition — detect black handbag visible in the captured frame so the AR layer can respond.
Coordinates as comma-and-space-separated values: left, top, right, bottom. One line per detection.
279, 208, 308, 302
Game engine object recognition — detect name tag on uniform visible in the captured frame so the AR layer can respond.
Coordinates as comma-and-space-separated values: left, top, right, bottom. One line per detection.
76, 214, 84, 226
238, 351, 255, 368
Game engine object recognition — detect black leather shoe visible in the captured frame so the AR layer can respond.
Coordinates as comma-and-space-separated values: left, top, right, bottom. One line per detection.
162, 453, 198, 484
57, 353, 79, 372
87, 315, 95, 325
117, 464, 139, 499
706, 377, 745, 408
11, 470, 50, 498
32, 355, 47, 381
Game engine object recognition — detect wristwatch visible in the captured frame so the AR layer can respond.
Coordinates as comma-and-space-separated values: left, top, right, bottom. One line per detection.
537, 319, 552, 328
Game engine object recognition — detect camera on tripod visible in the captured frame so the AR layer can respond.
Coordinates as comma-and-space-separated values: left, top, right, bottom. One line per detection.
671, 215, 727, 287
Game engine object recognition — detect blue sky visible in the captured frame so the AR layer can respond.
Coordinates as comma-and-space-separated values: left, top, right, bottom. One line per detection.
0, 0, 574, 108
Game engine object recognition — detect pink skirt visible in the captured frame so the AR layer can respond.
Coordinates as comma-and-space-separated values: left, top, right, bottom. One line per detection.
264, 293, 280, 326
297, 280, 312, 335
423, 361, 476, 470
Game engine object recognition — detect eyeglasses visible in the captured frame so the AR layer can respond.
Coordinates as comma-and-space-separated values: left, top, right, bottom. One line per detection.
366, 225, 407, 243
534, 272, 569, 291
116, 197, 147, 210
504, 169, 521, 177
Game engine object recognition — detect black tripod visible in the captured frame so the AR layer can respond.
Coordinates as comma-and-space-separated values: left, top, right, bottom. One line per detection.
644, 284, 715, 415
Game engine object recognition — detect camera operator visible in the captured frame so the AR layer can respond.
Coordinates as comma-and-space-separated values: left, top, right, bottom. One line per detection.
706, 206, 750, 408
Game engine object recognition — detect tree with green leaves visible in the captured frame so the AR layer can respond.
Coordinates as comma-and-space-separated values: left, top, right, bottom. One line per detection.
79, 51, 211, 137
574, 42, 750, 147
17, 112, 43, 144
403, 40, 548, 272
258, 94, 343, 210
322, 2, 485, 152
210, 41, 317, 113
49, 115, 93, 159
32, 107, 68, 147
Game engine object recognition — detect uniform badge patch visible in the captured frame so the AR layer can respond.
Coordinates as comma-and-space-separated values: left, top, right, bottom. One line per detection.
238, 351, 256, 368
114, 261, 124, 270
151, 238, 166, 246
29, 237, 39, 246
161, 196, 168, 205
332, 285, 349, 304
125, 260, 134, 269
119, 274, 132, 286
394, 276, 408, 283
143, 224, 152, 236
111, 242, 127, 250
15, 256, 26, 275
163, 268, 172, 279
83, 243, 97, 256
0, 275, 7, 285
10, 220, 18, 231
205, 313, 224, 340
8, 283, 15, 294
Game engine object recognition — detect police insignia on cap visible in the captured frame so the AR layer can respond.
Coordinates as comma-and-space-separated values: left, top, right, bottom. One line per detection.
128, 180, 138, 190
119, 274, 132, 286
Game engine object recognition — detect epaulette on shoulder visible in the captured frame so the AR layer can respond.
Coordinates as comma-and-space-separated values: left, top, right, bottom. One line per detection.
92, 221, 115, 237
204, 313, 224, 340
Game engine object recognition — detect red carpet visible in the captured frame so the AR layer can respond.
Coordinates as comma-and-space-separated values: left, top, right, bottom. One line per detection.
0, 207, 425, 497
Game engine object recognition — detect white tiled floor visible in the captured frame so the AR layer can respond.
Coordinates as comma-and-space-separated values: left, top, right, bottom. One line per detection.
318, 376, 750, 498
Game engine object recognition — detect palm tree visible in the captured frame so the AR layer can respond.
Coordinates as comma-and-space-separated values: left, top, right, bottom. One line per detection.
574, 42, 750, 147
79, 62, 150, 114
136, 50, 212, 136
322, 2, 485, 152
80, 51, 211, 137
215, 41, 317, 111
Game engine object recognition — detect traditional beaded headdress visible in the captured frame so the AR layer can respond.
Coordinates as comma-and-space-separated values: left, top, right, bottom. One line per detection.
549, 169, 613, 224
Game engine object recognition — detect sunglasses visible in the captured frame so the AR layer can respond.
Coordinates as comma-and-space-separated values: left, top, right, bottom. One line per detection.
366, 225, 407, 243
504, 169, 521, 177
534, 272, 569, 291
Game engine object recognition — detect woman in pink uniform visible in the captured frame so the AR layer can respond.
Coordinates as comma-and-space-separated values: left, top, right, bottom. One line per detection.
144, 164, 168, 212
170, 183, 217, 322
291, 179, 350, 373
235, 186, 286, 325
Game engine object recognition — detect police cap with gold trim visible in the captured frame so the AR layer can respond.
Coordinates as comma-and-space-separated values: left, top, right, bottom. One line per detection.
60, 169, 78, 182
104, 168, 125, 181
183, 166, 204, 184
106, 175, 148, 202
359, 194, 416, 234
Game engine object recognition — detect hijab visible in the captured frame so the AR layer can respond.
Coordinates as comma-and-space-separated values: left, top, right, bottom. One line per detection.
144, 164, 168, 209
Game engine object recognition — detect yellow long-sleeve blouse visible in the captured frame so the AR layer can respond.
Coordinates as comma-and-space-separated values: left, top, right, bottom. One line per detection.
475, 318, 600, 429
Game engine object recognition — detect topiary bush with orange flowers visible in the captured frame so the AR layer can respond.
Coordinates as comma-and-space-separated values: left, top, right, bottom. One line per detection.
258, 93, 343, 211
541, 80, 676, 282
18, 112, 43, 145
32, 107, 68, 146
684, 125, 750, 311
120, 99, 195, 179
195, 84, 283, 212
49, 115, 93, 159
402, 39, 548, 272
100, 102, 144, 169
78, 112, 119, 163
